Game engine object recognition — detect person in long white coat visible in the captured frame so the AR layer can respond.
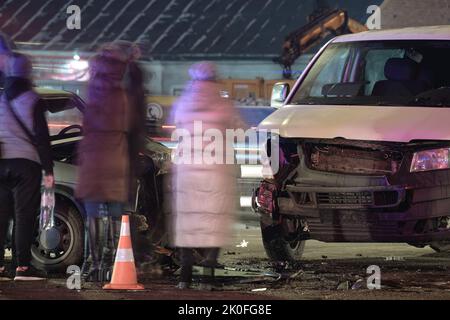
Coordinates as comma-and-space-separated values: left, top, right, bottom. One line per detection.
171, 62, 240, 289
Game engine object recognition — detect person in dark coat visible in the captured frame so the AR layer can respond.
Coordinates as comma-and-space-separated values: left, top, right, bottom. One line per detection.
78, 41, 148, 282
102, 41, 146, 204
76, 50, 131, 282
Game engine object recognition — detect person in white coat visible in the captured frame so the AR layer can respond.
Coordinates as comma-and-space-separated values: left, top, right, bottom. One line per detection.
171, 62, 240, 290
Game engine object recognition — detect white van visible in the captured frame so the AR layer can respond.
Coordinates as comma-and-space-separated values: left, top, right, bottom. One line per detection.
254, 26, 450, 261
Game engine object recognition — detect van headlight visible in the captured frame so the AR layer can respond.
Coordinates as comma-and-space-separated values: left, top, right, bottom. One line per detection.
410, 148, 450, 172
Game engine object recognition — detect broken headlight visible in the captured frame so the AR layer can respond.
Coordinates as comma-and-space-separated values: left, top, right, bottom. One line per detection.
410, 148, 450, 172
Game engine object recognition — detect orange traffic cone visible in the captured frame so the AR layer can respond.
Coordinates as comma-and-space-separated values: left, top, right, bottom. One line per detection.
103, 215, 144, 290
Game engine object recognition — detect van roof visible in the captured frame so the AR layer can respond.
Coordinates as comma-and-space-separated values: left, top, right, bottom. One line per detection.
333, 25, 450, 43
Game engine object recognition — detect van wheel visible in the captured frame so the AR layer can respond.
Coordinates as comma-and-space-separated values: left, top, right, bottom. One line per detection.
31, 202, 84, 273
260, 218, 305, 262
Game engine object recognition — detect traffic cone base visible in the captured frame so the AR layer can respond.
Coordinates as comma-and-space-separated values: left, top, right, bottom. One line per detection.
103, 283, 145, 290
102, 215, 144, 291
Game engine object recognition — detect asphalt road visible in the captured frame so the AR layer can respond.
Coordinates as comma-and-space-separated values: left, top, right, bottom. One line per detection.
1, 224, 450, 300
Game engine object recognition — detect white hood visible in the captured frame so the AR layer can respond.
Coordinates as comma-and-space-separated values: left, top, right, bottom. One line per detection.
258, 104, 450, 143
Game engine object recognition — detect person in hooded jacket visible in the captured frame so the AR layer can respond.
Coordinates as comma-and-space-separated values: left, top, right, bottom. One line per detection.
99, 41, 146, 205
95, 41, 150, 265
171, 62, 240, 290
0, 52, 54, 280
77, 41, 145, 281
76, 50, 131, 282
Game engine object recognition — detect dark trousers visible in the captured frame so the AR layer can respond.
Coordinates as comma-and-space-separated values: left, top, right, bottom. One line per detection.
0, 159, 42, 267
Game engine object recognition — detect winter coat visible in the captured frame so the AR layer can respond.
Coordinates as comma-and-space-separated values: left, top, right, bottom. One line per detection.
171, 80, 239, 248
124, 61, 146, 200
75, 55, 130, 203
0, 77, 53, 174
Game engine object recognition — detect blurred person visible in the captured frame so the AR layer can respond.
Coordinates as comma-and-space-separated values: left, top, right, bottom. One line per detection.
0, 52, 54, 280
0, 32, 15, 87
76, 49, 131, 282
0, 47, 14, 277
98, 41, 149, 264
101, 41, 146, 205
171, 62, 240, 290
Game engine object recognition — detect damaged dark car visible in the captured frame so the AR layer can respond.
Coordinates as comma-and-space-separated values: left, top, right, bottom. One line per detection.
254, 26, 450, 261
3, 88, 171, 272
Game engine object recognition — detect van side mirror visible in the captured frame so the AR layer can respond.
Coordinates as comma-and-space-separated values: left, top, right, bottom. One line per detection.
271, 82, 290, 108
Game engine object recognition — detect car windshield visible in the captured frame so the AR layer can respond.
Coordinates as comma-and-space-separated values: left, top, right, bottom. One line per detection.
290, 40, 450, 107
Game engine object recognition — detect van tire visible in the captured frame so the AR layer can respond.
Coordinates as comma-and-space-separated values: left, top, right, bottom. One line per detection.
260, 222, 305, 262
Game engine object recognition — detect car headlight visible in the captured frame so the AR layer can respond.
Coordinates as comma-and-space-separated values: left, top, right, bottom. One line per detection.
410, 148, 450, 172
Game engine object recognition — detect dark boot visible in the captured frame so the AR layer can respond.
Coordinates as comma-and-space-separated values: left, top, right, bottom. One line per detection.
199, 248, 220, 291
199, 266, 216, 291
82, 217, 108, 282
176, 265, 193, 289
177, 248, 193, 289
102, 216, 121, 281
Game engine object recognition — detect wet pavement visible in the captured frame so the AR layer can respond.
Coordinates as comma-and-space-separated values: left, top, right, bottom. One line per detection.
1, 225, 450, 300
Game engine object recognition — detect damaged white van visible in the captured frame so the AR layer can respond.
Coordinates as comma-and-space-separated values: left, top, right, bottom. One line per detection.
254, 26, 450, 261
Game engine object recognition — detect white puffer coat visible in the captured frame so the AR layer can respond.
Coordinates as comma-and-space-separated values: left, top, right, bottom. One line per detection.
171, 80, 239, 248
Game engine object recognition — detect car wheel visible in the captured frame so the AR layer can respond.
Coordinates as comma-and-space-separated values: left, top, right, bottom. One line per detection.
31, 201, 84, 273
260, 218, 306, 262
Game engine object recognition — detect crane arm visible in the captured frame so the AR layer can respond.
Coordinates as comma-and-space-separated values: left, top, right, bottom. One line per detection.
274, 9, 368, 79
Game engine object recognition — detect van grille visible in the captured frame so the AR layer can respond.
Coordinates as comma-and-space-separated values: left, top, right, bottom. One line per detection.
316, 191, 399, 207
317, 192, 373, 206
309, 144, 401, 175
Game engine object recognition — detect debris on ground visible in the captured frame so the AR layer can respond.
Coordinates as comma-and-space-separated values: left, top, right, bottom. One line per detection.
337, 281, 350, 290
385, 256, 405, 261
251, 288, 267, 292
351, 279, 366, 290
154, 246, 173, 256
289, 270, 304, 279
236, 240, 249, 248
138, 263, 164, 279
173, 265, 282, 287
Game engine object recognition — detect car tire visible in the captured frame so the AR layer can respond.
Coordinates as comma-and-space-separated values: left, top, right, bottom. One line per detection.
260, 221, 305, 262
32, 200, 84, 273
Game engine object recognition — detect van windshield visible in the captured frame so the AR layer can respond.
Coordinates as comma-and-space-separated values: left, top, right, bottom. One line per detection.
290, 40, 450, 107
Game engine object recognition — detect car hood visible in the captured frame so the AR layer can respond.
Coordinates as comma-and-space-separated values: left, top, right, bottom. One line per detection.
258, 104, 450, 143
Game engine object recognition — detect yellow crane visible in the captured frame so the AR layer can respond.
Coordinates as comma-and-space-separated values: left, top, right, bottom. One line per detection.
275, 1, 368, 79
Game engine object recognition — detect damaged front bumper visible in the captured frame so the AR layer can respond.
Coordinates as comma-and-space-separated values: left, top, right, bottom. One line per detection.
253, 143, 450, 244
